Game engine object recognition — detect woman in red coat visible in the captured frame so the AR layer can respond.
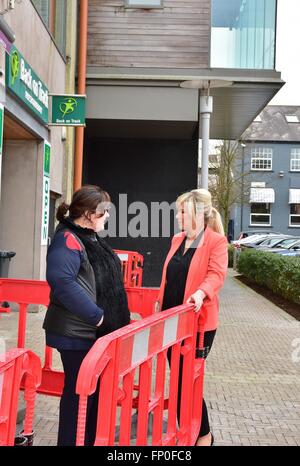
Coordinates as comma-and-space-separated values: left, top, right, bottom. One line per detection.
156, 189, 228, 446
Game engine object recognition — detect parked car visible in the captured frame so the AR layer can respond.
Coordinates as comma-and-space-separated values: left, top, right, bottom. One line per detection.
236, 230, 282, 240
250, 235, 294, 249
264, 238, 300, 255
273, 239, 300, 256
233, 233, 280, 248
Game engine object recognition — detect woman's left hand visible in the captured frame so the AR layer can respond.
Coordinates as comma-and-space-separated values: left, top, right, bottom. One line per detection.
186, 289, 206, 312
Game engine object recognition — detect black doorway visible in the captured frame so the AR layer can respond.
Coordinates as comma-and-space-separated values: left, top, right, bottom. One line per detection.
83, 136, 198, 286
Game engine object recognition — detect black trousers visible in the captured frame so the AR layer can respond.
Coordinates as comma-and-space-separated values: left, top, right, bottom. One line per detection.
57, 350, 99, 446
167, 330, 216, 438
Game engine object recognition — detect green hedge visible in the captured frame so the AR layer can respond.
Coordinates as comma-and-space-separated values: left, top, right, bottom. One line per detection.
228, 244, 234, 268
237, 249, 300, 305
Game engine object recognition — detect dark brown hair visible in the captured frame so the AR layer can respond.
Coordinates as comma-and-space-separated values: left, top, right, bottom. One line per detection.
56, 185, 111, 222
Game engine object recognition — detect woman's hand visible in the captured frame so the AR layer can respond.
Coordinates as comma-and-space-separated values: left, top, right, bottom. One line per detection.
96, 316, 104, 327
186, 290, 206, 312
154, 301, 161, 313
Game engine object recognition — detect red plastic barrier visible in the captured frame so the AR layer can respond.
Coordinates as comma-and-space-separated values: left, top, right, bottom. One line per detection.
76, 305, 206, 446
114, 250, 144, 287
0, 278, 159, 397
0, 348, 41, 446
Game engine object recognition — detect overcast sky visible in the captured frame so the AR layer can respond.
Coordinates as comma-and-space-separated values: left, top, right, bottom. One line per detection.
270, 0, 300, 105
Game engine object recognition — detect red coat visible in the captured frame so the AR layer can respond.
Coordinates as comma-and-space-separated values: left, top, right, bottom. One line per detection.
157, 227, 228, 331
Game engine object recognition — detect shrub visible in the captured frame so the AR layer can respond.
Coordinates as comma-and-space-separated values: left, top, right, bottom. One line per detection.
237, 249, 300, 305
228, 244, 235, 268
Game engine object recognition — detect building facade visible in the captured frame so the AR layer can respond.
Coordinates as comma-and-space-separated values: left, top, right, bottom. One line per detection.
83, 0, 282, 285
233, 106, 300, 238
0, 0, 76, 279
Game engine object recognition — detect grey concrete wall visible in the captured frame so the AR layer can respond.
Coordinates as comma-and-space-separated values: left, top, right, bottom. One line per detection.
4, 0, 66, 198
0, 140, 39, 278
234, 143, 300, 238
0, 1, 69, 279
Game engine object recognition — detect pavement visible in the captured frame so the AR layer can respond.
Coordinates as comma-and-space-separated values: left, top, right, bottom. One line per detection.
1, 269, 300, 446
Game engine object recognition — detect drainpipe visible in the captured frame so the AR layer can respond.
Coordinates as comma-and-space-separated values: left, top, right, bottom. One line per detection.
74, 0, 88, 192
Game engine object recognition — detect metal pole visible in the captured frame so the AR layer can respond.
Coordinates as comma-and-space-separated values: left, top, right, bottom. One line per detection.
240, 145, 246, 232
200, 95, 213, 190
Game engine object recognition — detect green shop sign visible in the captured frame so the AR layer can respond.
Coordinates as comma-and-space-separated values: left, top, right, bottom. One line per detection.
6, 46, 49, 124
51, 94, 86, 126
41, 141, 51, 246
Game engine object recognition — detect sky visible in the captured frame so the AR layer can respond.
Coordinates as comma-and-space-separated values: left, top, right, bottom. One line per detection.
270, 0, 300, 105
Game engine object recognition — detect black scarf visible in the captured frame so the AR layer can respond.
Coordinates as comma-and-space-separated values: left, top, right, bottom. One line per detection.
61, 218, 130, 337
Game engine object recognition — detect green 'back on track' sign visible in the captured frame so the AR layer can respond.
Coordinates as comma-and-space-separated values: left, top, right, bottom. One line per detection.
51, 95, 86, 126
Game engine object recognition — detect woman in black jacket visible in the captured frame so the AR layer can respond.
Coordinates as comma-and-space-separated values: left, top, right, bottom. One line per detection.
43, 185, 130, 446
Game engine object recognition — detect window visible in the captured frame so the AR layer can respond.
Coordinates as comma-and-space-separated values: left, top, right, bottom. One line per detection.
32, 0, 49, 25
290, 204, 300, 227
251, 148, 272, 171
250, 203, 271, 226
285, 115, 299, 123
31, 0, 66, 56
125, 0, 163, 7
211, 0, 276, 69
290, 149, 300, 171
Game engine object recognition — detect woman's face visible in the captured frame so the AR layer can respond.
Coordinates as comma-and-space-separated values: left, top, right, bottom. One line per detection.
89, 206, 110, 233
176, 203, 193, 233
176, 201, 204, 235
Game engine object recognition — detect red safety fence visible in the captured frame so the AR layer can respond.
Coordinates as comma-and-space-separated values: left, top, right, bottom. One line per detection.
75, 304, 206, 446
0, 348, 41, 446
0, 278, 159, 397
114, 250, 144, 287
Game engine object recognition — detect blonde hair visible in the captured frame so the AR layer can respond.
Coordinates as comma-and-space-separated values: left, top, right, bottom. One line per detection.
176, 189, 225, 236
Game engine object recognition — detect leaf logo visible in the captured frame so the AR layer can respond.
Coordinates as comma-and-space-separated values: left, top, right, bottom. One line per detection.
11, 51, 20, 85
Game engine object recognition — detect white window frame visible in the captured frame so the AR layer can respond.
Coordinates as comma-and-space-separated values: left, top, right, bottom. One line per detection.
290, 148, 300, 171
289, 203, 300, 227
125, 0, 163, 8
250, 203, 271, 227
250, 213, 271, 226
289, 215, 300, 227
285, 115, 299, 123
251, 148, 273, 171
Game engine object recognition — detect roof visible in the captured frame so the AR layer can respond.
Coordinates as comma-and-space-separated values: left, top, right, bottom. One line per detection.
242, 106, 300, 142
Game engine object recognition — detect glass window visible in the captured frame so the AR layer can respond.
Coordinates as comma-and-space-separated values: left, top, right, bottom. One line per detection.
54, 0, 67, 56
290, 204, 300, 227
125, 0, 163, 7
31, 0, 66, 56
251, 148, 273, 170
290, 149, 300, 171
32, 0, 49, 27
285, 115, 299, 123
211, 0, 276, 69
250, 203, 271, 226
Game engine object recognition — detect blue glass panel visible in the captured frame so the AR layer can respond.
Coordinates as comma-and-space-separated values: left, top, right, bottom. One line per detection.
211, 0, 276, 69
